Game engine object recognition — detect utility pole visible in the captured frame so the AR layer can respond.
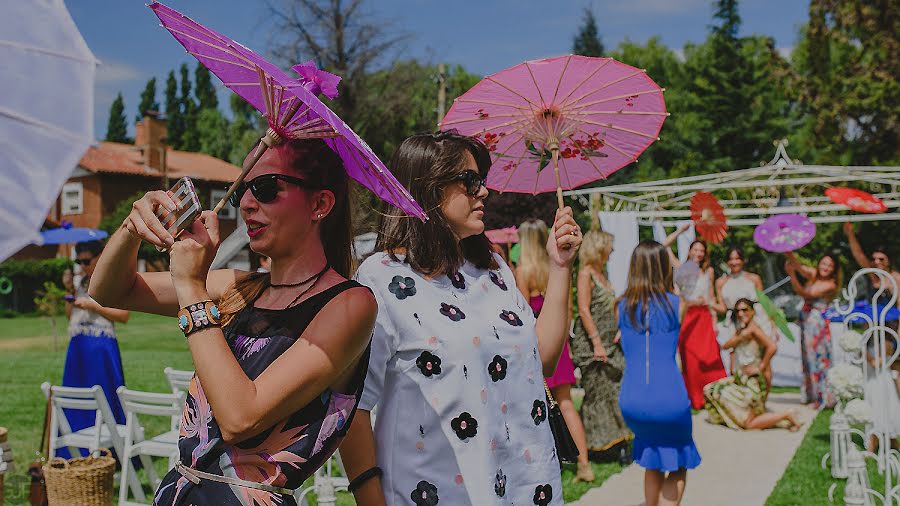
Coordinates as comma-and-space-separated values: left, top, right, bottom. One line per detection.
436, 63, 447, 127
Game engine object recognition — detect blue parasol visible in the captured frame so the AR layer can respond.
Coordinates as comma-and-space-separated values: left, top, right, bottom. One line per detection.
38, 223, 108, 245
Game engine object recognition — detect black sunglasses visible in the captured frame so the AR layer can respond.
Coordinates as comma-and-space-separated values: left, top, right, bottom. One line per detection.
75, 258, 94, 266
452, 170, 486, 197
229, 174, 312, 207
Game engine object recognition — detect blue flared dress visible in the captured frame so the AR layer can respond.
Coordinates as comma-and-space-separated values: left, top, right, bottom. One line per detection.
59, 276, 126, 458
618, 293, 701, 472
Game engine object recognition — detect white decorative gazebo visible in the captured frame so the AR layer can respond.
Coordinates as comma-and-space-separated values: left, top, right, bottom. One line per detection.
564, 139, 900, 227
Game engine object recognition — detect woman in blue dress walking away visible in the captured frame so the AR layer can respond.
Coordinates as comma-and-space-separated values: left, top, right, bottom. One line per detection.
618, 240, 700, 506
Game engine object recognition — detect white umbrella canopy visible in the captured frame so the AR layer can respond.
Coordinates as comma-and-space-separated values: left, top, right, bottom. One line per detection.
0, 0, 96, 261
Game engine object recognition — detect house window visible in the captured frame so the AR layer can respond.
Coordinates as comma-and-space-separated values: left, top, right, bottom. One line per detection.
61, 182, 83, 215
211, 189, 236, 220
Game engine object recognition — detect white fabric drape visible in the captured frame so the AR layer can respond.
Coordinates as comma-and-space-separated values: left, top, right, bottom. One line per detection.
598, 211, 639, 296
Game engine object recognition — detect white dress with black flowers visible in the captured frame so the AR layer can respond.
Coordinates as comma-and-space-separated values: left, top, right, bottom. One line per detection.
355, 252, 562, 506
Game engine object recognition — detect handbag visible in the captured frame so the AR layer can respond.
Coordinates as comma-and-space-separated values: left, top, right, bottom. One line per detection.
543, 381, 579, 464
29, 393, 51, 506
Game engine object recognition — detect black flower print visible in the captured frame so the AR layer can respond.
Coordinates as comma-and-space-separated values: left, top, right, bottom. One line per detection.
493, 325, 500, 339
451, 412, 478, 440
416, 351, 442, 377
414, 313, 422, 326
490, 271, 508, 291
533, 484, 553, 506
495, 469, 507, 497
500, 310, 523, 326
463, 365, 468, 379
488, 355, 508, 382
410, 480, 439, 506
448, 271, 466, 289
388, 275, 416, 300
440, 303, 466, 321
531, 399, 547, 425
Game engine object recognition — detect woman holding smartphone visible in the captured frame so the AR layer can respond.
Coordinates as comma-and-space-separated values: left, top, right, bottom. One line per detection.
89, 138, 376, 505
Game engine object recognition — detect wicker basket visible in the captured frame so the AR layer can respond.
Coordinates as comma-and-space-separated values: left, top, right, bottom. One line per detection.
43, 448, 115, 506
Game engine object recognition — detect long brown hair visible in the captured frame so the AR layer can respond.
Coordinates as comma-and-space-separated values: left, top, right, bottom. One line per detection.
219, 138, 352, 326
622, 240, 675, 328
376, 131, 497, 276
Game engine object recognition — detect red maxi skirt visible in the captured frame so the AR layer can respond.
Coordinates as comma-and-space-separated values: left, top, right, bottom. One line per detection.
679, 306, 727, 409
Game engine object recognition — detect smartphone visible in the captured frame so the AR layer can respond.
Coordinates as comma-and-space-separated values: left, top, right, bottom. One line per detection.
155, 177, 202, 251
64, 294, 76, 302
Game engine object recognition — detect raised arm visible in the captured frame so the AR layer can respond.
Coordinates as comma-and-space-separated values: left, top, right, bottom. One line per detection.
536, 208, 582, 376
753, 325, 778, 372
662, 223, 690, 269
844, 222, 871, 269
784, 251, 817, 281
89, 191, 247, 316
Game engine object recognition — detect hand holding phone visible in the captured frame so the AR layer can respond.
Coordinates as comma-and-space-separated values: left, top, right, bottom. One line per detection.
64, 294, 76, 302
155, 177, 202, 251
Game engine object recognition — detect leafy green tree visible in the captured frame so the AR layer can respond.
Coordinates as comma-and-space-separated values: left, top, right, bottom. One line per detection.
164, 71, 183, 148
104, 92, 130, 143
136, 78, 160, 122
227, 94, 264, 165
195, 64, 218, 111
196, 108, 230, 161
572, 8, 605, 57
179, 63, 199, 151
791, 0, 900, 165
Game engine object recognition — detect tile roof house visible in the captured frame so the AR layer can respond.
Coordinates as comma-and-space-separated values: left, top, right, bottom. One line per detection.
12, 114, 245, 262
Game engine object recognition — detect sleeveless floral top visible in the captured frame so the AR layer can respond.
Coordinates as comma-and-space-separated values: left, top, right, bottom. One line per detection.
154, 280, 371, 506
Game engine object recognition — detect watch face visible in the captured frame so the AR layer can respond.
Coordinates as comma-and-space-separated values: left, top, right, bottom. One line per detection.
179, 314, 189, 331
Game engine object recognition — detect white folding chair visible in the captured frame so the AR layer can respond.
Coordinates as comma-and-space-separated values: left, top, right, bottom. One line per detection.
116, 387, 185, 506
163, 367, 194, 395
40, 382, 144, 500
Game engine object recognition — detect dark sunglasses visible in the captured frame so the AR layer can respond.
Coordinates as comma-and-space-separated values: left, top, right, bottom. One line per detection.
75, 258, 94, 266
229, 174, 311, 207
452, 170, 486, 197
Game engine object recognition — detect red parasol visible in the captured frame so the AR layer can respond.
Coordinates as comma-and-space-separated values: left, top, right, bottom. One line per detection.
825, 187, 887, 214
690, 191, 728, 244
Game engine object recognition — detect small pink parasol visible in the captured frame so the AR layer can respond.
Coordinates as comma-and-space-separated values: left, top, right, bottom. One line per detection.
485, 227, 519, 245
149, 2, 424, 220
753, 214, 816, 252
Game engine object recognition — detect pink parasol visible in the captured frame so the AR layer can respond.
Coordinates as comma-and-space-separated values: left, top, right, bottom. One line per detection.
753, 214, 816, 253
485, 227, 519, 245
149, 2, 424, 220
440, 55, 667, 207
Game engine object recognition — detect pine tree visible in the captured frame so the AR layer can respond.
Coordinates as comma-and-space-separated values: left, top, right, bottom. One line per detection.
572, 9, 604, 57
136, 77, 159, 122
194, 64, 218, 110
164, 71, 183, 148
179, 63, 199, 151
105, 93, 130, 143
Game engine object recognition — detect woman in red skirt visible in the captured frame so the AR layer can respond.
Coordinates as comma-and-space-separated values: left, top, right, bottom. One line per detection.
664, 225, 727, 409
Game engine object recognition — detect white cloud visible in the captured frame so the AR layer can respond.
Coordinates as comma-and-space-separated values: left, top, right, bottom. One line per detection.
94, 59, 141, 84
777, 46, 794, 59
609, 0, 708, 14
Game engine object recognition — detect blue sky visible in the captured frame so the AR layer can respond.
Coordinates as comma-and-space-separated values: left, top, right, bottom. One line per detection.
68, 0, 810, 139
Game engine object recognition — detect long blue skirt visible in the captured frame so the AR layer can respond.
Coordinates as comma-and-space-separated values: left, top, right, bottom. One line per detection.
57, 332, 126, 458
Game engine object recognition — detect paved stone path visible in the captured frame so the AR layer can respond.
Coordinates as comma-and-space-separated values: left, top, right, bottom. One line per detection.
569, 391, 817, 506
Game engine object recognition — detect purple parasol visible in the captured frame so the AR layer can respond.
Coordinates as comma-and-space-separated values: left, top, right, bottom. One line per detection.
149, 2, 425, 220
753, 214, 816, 253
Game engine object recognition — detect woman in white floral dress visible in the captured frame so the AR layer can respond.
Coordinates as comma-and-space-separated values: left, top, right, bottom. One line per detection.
342, 132, 582, 506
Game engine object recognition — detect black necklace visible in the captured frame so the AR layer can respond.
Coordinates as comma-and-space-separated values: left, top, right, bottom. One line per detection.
270, 263, 330, 288
279, 264, 330, 310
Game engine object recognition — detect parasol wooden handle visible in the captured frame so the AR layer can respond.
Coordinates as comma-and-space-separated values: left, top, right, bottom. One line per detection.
550, 143, 564, 209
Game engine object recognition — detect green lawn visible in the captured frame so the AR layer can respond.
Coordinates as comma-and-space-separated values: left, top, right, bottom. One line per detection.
0, 314, 621, 504
765, 408, 886, 505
